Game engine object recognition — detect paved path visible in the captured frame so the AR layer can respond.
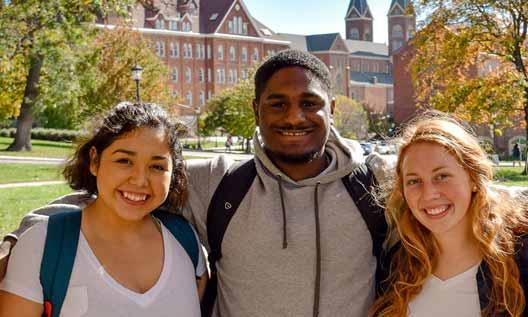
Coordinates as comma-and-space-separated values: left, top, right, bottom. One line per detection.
0, 180, 66, 189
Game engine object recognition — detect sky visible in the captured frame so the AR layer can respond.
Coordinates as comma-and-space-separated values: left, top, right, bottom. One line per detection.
244, 0, 393, 44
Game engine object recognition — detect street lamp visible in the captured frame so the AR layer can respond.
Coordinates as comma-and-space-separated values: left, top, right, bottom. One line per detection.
131, 64, 143, 102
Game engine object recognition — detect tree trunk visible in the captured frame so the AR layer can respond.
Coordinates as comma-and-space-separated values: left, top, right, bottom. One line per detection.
519, 80, 528, 174
7, 54, 44, 152
245, 138, 251, 154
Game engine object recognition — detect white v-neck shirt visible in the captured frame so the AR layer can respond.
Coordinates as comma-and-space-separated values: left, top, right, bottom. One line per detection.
408, 263, 481, 317
0, 218, 205, 317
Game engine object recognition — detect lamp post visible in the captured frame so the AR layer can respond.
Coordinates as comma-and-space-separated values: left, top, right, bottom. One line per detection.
131, 64, 143, 102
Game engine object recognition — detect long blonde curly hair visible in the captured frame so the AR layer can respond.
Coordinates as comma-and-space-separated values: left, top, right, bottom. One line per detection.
370, 112, 528, 317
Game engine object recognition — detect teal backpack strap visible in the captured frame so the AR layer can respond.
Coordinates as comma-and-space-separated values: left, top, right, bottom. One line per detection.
152, 210, 199, 271
40, 206, 82, 317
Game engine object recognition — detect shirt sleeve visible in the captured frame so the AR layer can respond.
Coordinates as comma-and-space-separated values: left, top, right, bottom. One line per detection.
0, 221, 47, 303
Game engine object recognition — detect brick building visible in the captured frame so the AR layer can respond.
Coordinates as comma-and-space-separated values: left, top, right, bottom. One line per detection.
99, 0, 416, 128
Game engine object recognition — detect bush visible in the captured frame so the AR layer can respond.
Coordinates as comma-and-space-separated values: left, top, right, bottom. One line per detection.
0, 128, 80, 142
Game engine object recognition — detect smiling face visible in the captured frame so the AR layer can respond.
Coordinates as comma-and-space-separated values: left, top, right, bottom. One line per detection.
89, 127, 173, 222
401, 142, 475, 239
253, 66, 334, 165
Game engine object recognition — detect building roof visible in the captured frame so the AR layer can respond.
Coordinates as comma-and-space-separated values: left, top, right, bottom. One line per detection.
199, 0, 233, 33
274, 33, 308, 50
390, 0, 410, 9
346, 0, 370, 16
306, 33, 340, 51
345, 39, 388, 57
349, 71, 393, 85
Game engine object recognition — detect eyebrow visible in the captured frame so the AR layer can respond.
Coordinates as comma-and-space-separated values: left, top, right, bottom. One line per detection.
112, 149, 169, 161
265, 92, 324, 100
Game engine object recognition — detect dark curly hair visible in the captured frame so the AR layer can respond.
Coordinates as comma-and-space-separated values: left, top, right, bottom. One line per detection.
63, 102, 188, 210
254, 49, 332, 102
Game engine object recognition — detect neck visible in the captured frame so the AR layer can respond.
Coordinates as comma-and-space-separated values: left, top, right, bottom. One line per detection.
269, 151, 328, 181
83, 199, 156, 243
433, 222, 482, 279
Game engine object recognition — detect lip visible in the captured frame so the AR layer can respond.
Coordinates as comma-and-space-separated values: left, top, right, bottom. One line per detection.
421, 204, 452, 219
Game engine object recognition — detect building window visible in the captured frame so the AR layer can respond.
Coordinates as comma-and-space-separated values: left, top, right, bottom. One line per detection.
172, 90, 178, 98
155, 19, 165, 29
228, 69, 234, 83
229, 46, 236, 61
182, 22, 191, 32
170, 42, 179, 58
241, 69, 247, 80
207, 68, 212, 82
349, 28, 359, 40
243, 23, 248, 35
199, 68, 205, 83
217, 45, 224, 60
241, 47, 248, 62
217, 68, 225, 83
186, 91, 193, 105
392, 25, 403, 38
207, 45, 212, 59
253, 48, 259, 62
199, 91, 205, 106
185, 67, 192, 83
392, 40, 403, 51
364, 28, 372, 41
171, 67, 179, 82
228, 21, 234, 34
156, 41, 165, 57
170, 21, 178, 31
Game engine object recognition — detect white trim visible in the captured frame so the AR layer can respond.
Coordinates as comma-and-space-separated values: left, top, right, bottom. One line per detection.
349, 54, 390, 61
94, 24, 291, 45
345, 17, 373, 21
310, 50, 350, 55
388, 3, 408, 16
349, 80, 393, 88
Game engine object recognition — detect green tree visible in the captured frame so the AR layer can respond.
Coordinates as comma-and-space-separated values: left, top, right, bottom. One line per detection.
0, 0, 134, 151
202, 74, 255, 153
333, 95, 369, 139
411, 0, 528, 170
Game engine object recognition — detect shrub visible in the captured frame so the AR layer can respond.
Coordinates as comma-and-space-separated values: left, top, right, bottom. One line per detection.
0, 128, 80, 142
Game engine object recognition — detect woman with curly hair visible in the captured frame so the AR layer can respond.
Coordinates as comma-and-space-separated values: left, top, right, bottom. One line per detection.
370, 112, 528, 317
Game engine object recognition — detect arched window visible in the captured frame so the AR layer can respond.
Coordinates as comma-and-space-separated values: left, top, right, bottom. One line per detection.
349, 28, 360, 40
392, 25, 403, 38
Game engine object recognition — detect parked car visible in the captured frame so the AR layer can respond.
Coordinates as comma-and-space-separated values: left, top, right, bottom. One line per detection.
359, 142, 374, 155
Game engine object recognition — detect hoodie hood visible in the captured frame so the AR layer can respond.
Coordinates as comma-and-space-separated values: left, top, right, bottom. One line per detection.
253, 126, 365, 185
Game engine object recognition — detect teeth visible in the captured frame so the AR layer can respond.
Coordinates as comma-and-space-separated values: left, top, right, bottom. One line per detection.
425, 205, 449, 215
122, 191, 147, 202
281, 131, 307, 136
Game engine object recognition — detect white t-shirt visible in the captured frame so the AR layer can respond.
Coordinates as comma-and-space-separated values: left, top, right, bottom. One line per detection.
0, 218, 206, 317
408, 263, 481, 317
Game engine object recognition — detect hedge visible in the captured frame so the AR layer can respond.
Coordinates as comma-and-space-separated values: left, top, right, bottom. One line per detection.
0, 128, 80, 142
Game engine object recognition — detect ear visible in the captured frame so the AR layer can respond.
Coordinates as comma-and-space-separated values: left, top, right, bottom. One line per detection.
252, 99, 259, 123
89, 146, 99, 177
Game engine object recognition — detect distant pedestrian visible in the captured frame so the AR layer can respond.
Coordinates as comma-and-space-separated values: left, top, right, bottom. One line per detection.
513, 143, 521, 167
225, 135, 233, 152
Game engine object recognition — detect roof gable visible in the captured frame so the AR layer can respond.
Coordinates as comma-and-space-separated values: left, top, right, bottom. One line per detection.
199, 0, 233, 33
306, 33, 341, 52
330, 35, 349, 53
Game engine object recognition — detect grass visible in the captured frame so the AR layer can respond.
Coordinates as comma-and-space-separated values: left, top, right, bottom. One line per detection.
493, 166, 528, 187
0, 184, 72, 237
0, 137, 73, 158
0, 164, 64, 184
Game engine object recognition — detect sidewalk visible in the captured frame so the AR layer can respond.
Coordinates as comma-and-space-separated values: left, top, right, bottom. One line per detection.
0, 180, 66, 189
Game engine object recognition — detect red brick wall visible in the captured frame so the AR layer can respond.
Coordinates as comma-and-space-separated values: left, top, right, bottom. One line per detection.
392, 44, 417, 124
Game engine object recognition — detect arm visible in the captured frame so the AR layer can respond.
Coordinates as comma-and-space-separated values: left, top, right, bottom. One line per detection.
0, 291, 42, 317
197, 272, 208, 300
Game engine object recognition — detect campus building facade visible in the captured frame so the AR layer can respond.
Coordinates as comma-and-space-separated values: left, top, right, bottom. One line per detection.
100, 0, 416, 120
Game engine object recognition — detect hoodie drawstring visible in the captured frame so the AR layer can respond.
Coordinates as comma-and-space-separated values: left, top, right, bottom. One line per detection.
277, 175, 288, 249
313, 182, 321, 317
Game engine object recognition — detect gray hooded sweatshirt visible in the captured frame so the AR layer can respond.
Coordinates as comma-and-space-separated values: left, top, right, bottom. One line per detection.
183, 127, 377, 317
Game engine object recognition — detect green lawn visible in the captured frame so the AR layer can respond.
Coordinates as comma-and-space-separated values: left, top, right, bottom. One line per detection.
0, 164, 64, 184
0, 184, 72, 237
493, 166, 528, 187
0, 137, 73, 158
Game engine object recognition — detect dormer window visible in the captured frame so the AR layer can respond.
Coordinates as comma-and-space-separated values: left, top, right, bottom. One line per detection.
170, 21, 178, 31
228, 16, 246, 35
155, 19, 165, 29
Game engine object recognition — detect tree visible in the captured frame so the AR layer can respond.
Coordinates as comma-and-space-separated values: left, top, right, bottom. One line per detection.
410, 0, 528, 171
0, 0, 134, 151
202, 73, 255, 153
333, 95, 369, 139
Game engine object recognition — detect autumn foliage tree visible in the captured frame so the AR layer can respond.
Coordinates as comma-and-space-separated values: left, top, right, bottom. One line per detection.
333, 95, 369, 139
410, 0, 528, 169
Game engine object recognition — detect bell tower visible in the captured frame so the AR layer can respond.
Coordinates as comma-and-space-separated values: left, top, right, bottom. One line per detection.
345, 0, 373, 41
388, 0, 416, 54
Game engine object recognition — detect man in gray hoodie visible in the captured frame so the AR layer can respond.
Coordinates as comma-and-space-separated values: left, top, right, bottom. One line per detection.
0, 50, 388, 316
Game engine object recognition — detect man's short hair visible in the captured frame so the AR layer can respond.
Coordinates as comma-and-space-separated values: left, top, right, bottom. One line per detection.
254, 49, 332, 102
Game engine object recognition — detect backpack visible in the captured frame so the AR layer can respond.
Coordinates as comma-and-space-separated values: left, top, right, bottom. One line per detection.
200, 159, 387, 317
39, 206, 199, 317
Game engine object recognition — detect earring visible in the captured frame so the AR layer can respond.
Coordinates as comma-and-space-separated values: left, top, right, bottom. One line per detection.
472, 186, 477, 192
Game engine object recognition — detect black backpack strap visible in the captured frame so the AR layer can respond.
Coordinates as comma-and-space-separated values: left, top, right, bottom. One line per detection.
201, 159, 257, 317
341, 163, 388, 296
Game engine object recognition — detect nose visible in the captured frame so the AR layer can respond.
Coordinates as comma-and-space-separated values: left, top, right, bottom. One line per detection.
129, 165, 148, 187
422, 181, 440, 200
284, 104, 306, 125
